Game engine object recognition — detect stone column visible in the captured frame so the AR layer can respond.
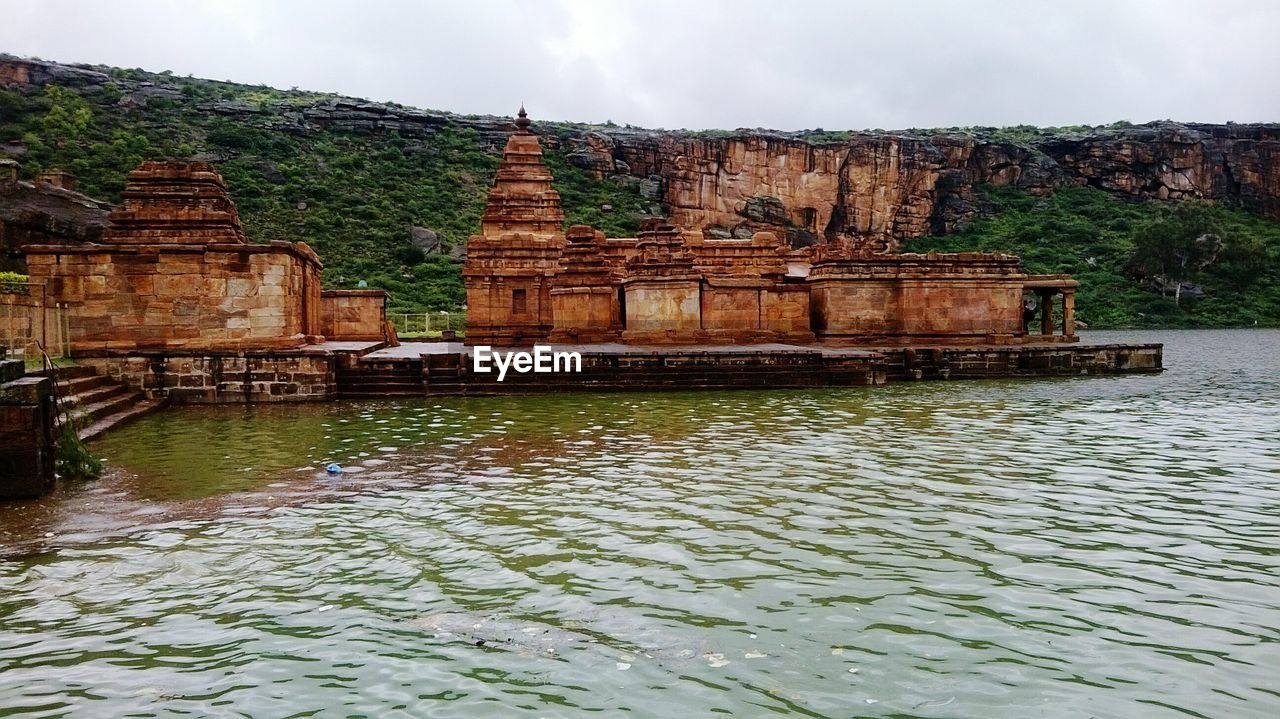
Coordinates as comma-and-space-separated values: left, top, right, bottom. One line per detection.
1062, 291, 1076, 337
0, 356, 56, 499
1039, 290, 1054, 335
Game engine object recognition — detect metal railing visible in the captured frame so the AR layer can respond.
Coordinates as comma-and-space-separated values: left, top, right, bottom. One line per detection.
0, 281, 68, 360
390, 311, 466, 336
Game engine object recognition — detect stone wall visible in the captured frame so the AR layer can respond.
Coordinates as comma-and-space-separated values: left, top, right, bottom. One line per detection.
80, 351, 334, 403
0, 357, 55, 499
0, 288, 65, 357
320, 289, 388, 341
25, 242, 323, 353
809, 252, 1027, 342
877, 343, 1163, 380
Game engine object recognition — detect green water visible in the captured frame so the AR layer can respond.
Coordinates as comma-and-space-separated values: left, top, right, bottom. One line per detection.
1, 330, 1278, 718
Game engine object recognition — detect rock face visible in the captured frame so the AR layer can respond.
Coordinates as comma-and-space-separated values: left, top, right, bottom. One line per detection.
2, 53, 1278, 252
0, 171, 111, 271
584, 122, 1280, 250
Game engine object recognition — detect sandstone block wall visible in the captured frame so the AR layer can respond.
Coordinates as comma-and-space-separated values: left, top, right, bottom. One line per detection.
0, 360, 55, 499
623, 280, 701, 334
81, 352, 334, 403
761, 287, 812, 337
320, 289, 388, 341
465, 272, 557, 345
809, 254, 1027, 342
549, 287, 619, 342
25, 242, 322, 353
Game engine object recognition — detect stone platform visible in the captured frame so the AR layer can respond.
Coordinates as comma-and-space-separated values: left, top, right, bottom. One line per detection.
332, 341, 1163, 397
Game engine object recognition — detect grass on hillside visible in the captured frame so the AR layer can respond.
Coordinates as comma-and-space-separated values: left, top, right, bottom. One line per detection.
902, 186, 1280, 328
0, 82, 649, 314
3, 76, 1279, 327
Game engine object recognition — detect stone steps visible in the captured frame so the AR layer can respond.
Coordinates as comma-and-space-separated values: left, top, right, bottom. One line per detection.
77, 400, 164, 443
336, 363, 424, 398
41, 366, 165, 442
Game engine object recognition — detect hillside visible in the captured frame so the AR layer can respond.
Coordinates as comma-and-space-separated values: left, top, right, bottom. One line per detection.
1, 53, 1278, 327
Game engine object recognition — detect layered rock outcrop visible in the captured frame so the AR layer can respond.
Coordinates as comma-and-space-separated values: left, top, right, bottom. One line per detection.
0, 166, 111, 271
2, 53, 1277, 252
580, 122, 1280, 250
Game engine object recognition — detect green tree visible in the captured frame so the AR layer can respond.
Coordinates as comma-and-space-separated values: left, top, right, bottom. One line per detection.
1129, 202, 1221, 304
37, 85, 94, 148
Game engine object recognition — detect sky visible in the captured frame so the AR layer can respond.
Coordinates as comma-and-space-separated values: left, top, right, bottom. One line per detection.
3, 0, 1277, 131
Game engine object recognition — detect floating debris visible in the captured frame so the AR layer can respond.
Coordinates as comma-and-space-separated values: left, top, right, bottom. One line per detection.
703, 652, 730, 668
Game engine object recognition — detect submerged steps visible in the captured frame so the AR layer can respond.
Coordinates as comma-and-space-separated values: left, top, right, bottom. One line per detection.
40, 365, 165, 442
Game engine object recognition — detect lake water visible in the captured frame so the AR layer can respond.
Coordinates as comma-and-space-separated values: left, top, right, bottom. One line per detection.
1, 330, 1278, 718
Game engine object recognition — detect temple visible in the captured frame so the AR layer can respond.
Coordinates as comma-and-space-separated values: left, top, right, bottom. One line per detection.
5, 116, 1159, 414
22, 161, 395, 402
466, 109, 1080, 347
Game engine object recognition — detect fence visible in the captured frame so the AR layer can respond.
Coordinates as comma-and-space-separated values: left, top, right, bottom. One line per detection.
0, 282, 68, 362
390, 311, 466, 337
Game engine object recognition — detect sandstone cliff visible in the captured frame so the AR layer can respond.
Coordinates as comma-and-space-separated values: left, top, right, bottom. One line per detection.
0, 177, 110, 272
569, 122, 1280, 249
2, 53, 1278, 252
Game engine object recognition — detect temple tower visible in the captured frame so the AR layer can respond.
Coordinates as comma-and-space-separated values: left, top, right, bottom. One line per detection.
464, 107, 565, 345
548, 225, 622, 343
102, 162, 247, 244
620, 219, 703, 343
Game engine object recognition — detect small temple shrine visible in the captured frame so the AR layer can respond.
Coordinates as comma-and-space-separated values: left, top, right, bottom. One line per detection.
465, 108, 1079, 347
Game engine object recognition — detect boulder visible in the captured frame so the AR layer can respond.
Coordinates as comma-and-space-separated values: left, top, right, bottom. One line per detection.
410, 226, 440, 253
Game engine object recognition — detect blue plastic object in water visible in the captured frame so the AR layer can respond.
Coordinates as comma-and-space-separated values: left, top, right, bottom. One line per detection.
325, 463, 342, 475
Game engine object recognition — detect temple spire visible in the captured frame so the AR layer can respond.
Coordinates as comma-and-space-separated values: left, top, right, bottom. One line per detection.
478, 104, 563, 236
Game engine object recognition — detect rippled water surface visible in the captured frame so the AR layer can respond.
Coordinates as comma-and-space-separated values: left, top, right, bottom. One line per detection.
2, 330, 1279, 718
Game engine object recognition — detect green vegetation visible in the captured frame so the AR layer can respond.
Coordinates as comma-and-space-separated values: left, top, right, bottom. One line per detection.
3, 65, 1278, 327
1, 79, 648, 314
903, 186, 1280, 328
54, 421, 103, 480
0, 271, 29, 291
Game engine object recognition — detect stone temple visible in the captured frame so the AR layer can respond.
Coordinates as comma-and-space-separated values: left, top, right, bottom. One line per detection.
466, 108, 1080, 348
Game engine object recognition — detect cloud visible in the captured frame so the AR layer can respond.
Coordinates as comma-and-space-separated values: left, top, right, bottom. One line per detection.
2, 0, 1277, 130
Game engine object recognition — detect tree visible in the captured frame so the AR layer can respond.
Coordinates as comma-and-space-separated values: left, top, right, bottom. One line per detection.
37, 85, 94, 148
1129, 202, 1221, 304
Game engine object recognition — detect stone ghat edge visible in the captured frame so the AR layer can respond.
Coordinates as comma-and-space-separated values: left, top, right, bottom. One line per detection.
62, 343, 1163, 406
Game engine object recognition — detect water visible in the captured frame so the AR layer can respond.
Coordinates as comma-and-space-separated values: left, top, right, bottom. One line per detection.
1, 330, 1278, 718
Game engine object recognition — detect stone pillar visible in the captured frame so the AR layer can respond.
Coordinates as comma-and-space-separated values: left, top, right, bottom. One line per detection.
0, 356, 56, 499
1039, 290, 1054, 335
1062, 291, 1076, 337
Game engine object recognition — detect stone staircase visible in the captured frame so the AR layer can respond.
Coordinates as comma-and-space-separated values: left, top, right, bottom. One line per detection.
335, 359, 424, 398
45, 366, 164, 441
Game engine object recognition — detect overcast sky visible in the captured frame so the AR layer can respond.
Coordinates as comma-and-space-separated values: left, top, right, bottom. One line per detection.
4, 0, 1277, 131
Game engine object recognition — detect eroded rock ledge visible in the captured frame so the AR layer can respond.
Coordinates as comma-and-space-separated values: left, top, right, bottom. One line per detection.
3, 53, 1277, 250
